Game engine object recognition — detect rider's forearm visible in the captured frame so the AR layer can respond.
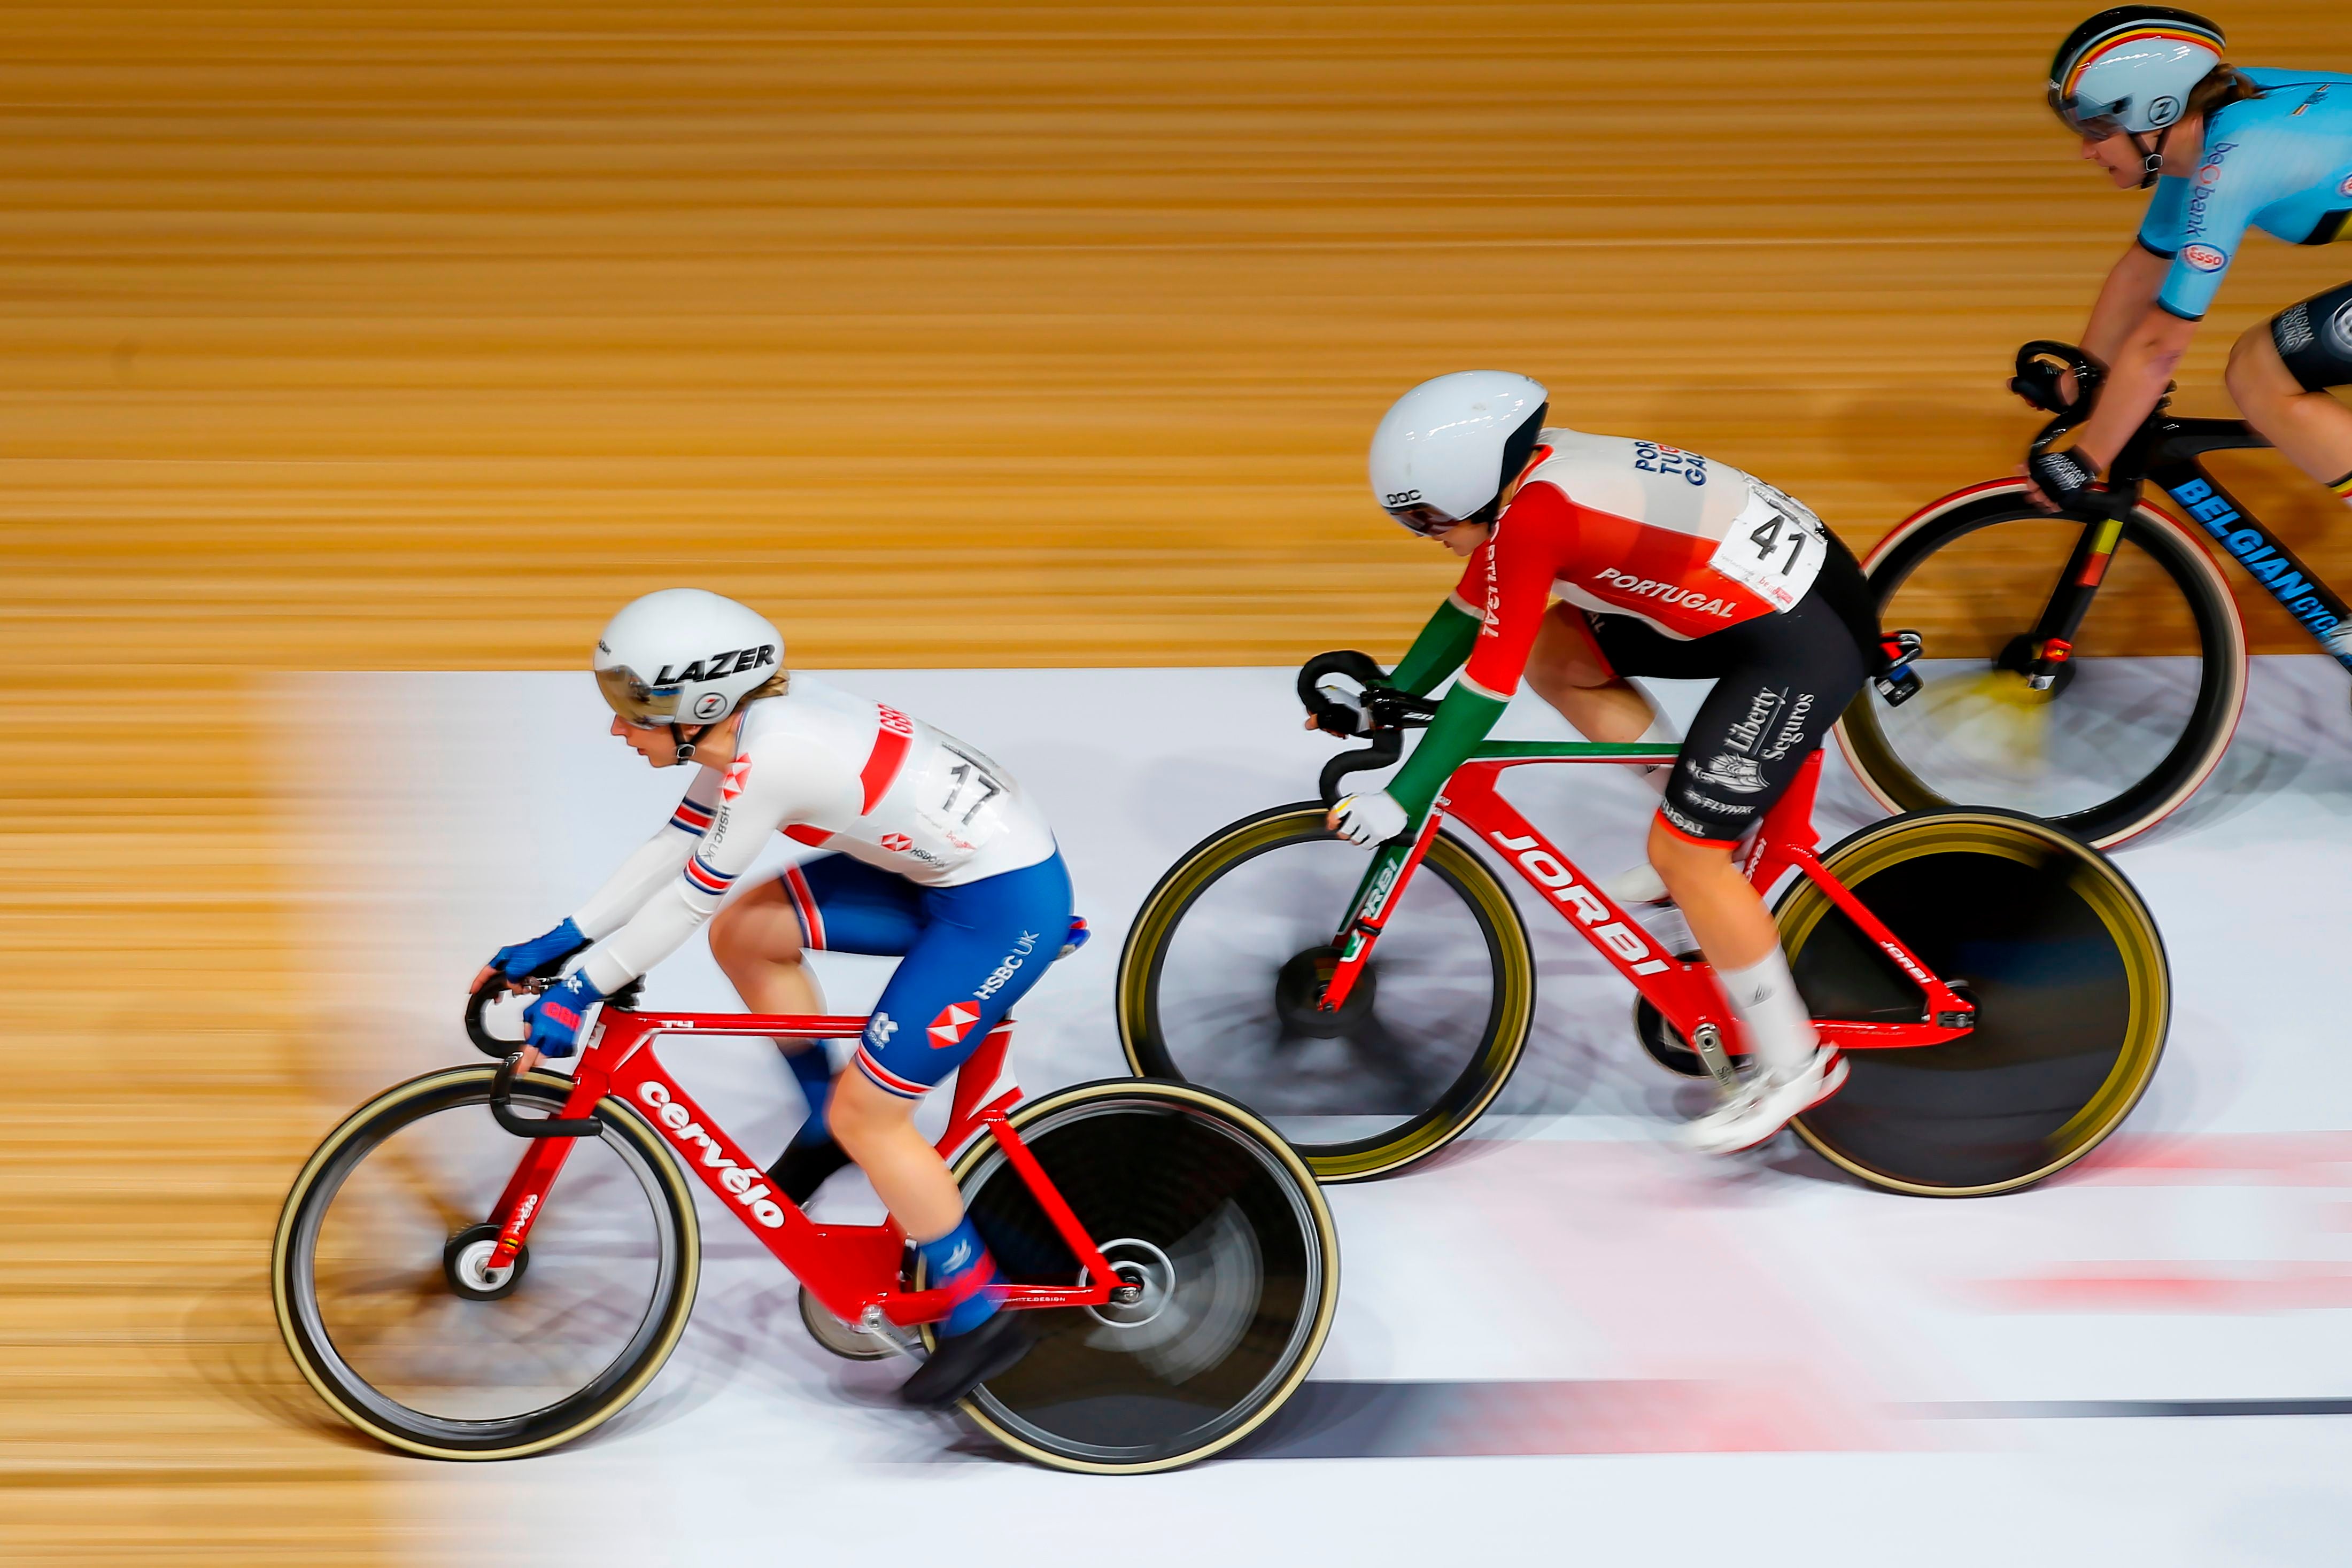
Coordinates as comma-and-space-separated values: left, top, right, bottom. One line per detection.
1389, 596, 1482, 696
2080, 245, 2170, 370
2075, 307, 2198, 469
1385, 681, 1508, 821
570, 822, 703, 941
578, 880, 713, 993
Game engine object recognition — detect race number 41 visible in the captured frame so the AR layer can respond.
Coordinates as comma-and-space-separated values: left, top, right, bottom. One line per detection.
1711, 479, 1826, 614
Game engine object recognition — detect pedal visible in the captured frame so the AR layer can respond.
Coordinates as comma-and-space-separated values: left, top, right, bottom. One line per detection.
1874, 629, 1924, 707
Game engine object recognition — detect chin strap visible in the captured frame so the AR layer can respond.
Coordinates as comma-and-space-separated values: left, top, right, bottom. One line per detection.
2132, 127, 2172, 189
669, 722, 698, 765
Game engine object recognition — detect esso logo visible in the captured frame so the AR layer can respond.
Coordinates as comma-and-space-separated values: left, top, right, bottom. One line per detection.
2183, 243, 2227, 271
2339, 174, 2352, 198
1383, 490, 1422, 507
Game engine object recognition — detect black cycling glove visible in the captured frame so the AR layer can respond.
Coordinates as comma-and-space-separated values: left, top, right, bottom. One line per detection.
2028, 448, 2104, 511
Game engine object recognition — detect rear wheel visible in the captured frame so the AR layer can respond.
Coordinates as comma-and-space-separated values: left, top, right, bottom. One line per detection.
937, 1080, 1339, 1473
272, 1066, 700, 1459
1777, 808, 2169, 1196
1117, 804, 1536, 1181
1836, 488, 2245, 847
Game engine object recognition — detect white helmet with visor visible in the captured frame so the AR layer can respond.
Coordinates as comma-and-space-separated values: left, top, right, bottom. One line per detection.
594, 588, 785, 759
2048, 7, 2224, 152
1368, 370, 1550, 537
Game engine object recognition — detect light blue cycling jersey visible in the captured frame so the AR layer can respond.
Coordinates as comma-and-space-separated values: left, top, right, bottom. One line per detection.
2137, 68, 2352, 321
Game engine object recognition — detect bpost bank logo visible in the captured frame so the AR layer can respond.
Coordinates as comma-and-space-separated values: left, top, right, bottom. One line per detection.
2182, 243, 2227, 271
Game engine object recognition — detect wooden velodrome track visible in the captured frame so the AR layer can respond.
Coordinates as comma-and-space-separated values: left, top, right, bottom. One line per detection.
4, 3, 2348, 1558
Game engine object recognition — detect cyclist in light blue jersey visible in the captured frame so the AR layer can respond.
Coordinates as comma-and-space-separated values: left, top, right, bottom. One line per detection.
2027, 9, 2352, 517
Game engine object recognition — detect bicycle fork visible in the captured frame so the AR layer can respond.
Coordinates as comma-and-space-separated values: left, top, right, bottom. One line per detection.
1319, 812, 1445, 1011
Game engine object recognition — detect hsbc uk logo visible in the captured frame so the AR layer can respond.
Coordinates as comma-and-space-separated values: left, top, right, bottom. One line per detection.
865, 1011, 898, 1049
974, 931, 1039, 1001
928, 1002, 981, 1050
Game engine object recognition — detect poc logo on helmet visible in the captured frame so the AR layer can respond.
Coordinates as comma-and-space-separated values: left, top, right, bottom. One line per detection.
1384, 490, 1422, 507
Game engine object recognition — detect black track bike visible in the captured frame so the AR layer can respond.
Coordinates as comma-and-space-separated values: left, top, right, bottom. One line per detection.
1837, 340, 2351, 848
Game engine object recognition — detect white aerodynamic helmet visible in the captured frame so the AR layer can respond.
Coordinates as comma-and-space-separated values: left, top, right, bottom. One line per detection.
593, 589, 785, 738
1368, 370, 1550, 536
2048, 7, 2224, 139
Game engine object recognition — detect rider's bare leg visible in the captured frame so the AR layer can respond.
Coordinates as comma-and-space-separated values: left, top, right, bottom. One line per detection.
709, 881, 846, 1180
1645, 822, 1775, 972
2226, 324, 2352, 503
1647, 818, 1818, 1078
827, 1072, 966, 1240
708, 879, 826, 1016
1523, 603, 1662, 743
1527, 606, 1680, 900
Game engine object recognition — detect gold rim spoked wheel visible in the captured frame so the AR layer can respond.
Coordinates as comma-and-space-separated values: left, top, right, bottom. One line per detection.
1116, 804, 1536, 1182
272, 1066, 701, 1459
933, 1080, 1340, 1474
1777, 808, 2169, 1196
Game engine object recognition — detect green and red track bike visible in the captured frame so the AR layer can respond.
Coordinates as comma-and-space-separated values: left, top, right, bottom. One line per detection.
1117, 653, 2171, 1197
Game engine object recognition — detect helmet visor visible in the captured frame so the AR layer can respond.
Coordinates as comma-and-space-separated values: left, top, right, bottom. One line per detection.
1384, 501, 1464, 537
595, 663, 684, 727
2048, 82, 2125, 139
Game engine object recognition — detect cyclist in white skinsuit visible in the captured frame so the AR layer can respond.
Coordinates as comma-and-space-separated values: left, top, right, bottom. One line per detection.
476, 589, 1074, 1408
2029, 9, 2352, 520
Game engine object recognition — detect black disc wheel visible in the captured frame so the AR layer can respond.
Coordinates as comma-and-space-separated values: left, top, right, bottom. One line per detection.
1777, 808, 2170, 1196
272, 1066, 700, 1459
1116, 804, 1536, 1182
934, 1081, 1339, 1473
1836, 487, 2245, 847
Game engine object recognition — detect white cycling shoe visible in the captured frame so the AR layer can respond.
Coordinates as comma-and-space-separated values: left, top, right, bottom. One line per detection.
1681, 1046, 1848, 1156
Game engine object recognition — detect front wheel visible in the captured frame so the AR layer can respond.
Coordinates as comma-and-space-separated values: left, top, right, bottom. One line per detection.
938, 1080, 1340, 1473
1836, 485, 2245, 847
1117, 804, 1536, 1182
272, 1066, 701, 1459
1778, 807, 2170, 1196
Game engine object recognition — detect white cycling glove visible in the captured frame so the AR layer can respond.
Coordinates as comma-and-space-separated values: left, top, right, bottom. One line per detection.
1329, 790, 1409, 847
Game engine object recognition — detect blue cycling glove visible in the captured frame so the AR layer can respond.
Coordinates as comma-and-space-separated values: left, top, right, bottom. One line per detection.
523, 970, 608, 1058
490, 917, 590, 981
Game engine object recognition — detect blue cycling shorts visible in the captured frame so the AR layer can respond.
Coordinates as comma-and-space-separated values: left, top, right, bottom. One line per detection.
777, 849, 1074, 1099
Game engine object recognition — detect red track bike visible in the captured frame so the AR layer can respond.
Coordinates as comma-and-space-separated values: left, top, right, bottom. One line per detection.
273, 983, 1337, 1470
1117, 653, 2171, 1196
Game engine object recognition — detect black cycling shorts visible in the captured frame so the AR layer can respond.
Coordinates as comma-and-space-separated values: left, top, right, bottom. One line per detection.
2271, 278, 2352, 393
1583, 535, 1875, 846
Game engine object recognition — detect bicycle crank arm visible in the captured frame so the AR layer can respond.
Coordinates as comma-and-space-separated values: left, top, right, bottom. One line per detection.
1690, 1023, 1742, 1095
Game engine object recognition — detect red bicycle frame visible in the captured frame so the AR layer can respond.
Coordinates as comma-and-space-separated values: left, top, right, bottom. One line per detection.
1324, 744, 1976, 1058
479, 1012, 1121, 1332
